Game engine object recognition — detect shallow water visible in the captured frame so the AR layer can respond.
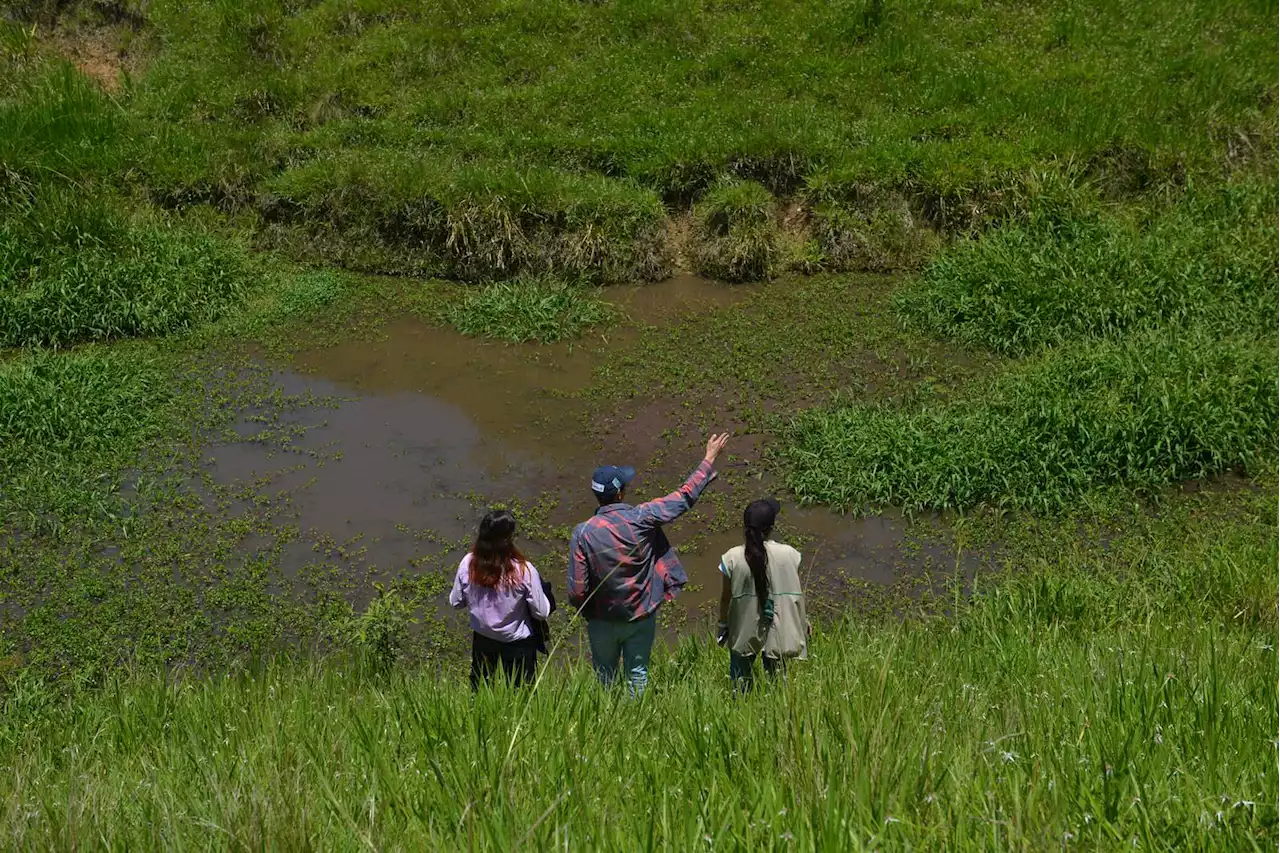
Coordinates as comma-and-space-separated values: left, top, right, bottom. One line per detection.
207, 275, 961, 626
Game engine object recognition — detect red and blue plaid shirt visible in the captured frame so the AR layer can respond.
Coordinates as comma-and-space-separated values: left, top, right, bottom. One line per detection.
568, 461, 717, 622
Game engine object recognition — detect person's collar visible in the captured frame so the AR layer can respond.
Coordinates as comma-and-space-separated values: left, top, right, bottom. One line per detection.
594, 502, 632, 516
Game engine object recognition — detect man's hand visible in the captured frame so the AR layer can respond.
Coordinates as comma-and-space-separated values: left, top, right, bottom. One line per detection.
703, 432, 730, 466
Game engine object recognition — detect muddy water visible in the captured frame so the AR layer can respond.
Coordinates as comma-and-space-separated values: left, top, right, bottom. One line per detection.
208, 275, 961, 628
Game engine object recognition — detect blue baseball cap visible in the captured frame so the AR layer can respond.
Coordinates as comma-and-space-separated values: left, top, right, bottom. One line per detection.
591, 465, 636, 500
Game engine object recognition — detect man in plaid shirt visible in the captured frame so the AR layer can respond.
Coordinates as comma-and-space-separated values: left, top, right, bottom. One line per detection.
569, 433, 730, 694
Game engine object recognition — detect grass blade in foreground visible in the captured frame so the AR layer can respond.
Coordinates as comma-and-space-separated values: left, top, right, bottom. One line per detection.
2, 525, 1274, 849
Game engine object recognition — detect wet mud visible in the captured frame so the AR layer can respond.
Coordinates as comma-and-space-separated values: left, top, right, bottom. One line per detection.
206, 275, 970, 635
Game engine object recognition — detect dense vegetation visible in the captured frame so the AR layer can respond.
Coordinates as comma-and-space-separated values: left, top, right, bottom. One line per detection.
0, 346, 172, 529
782, 176, 1277, 510
896, 178, 1278, 355
3, 495, 1274, 849
5, 0, 1276, 298
0, 0, 1276, 848
783, 327, 1276, 512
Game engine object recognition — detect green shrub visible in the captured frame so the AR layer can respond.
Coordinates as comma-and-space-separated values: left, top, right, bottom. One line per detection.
344, 583, 415, 675
688, 177, 781, 282
443, 275, 615, 343
896, 178, 1279, 354
780, 326, 1278, 512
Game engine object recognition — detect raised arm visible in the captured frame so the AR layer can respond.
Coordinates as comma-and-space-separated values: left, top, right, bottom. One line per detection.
633, 433, 730, 526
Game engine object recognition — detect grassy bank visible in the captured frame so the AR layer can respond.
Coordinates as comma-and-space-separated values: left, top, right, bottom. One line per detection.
0, 64, 257, 348
3, 499, 1275, 850
783, 168, 1278, 511
5, 0, 1277, 285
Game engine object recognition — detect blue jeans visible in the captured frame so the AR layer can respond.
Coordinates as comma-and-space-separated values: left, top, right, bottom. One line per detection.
730, 651, 784, 692
586, 612, 658, 695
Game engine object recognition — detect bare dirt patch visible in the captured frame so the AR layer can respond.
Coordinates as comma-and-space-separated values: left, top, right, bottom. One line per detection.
46, 26, 135, 92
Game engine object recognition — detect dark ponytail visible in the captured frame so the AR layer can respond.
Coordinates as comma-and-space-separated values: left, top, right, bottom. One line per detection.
744, 524, 770, 614
742, 498, 780, 615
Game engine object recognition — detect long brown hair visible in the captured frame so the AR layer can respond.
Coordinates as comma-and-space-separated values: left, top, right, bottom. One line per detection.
469, 509, 528, 589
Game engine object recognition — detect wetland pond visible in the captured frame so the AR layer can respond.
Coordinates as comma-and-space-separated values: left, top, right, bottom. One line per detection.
206, 275, 966, 638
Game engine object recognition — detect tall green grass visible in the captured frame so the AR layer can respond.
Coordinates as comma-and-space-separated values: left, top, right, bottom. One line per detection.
0, 346, 172, 529
1, 186, 253, 348
1, 61, 254, 348
263, 152, 670, 282
1, 519, 1274, 849
896, 178, 1279, 354
688, 177, 781, 282
780, 327, 1277, 513
0, 60, 121, 179
128, 0, 1273, 192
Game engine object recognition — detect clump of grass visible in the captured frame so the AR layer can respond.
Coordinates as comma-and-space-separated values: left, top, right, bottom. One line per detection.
808, 196, 939, 272
264, 152, 671, 283
443, 276, 616, 343
0, 60, 122, 180
0, 346, 171, 529
688, 177, 781, 282
895, 177, 1279, 354
0, 185, 253, 349
780, 326, 1278, 513
269, 268, 348, 320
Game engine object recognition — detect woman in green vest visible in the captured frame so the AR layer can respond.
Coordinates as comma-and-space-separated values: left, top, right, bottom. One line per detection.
716, 497, 809, 691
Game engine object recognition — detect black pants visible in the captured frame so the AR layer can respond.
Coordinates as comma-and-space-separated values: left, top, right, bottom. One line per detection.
730, 651, 785, 692
470, 632, 539, 689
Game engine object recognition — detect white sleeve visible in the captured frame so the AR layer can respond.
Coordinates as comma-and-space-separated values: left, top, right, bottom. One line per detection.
448, 557, 468, 608
525, 564, 552, 619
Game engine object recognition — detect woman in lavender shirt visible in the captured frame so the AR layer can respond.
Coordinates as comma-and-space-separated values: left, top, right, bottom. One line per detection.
449, 509, 553, 688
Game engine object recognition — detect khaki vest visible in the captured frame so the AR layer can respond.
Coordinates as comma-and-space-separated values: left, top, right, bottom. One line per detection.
721, 541, 808, 659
